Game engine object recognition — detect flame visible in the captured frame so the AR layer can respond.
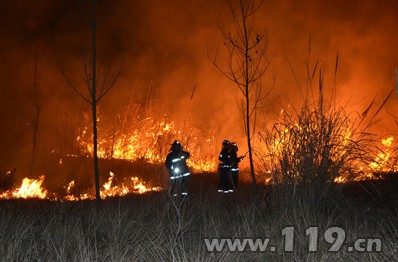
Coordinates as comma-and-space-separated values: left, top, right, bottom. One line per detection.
2, 111, 397, 202
368, 136, 395, 173
334, 136, 397, 183
65, 180, 75, 194
261, 117, 398, 184
0, 172, 161, 201
97, 172, 161, 199
76, 115, 218, 172
0, 176, 47, 199
62, 172, 161, 201
382, 137, 393, 147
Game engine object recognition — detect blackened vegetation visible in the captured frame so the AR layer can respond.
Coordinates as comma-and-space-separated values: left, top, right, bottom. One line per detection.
0, 168, 16, 192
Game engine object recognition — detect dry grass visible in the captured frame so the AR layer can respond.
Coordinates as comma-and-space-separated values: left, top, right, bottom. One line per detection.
0, 176, 397, 261
257, 103, 376, 183
1, 64, 397, 260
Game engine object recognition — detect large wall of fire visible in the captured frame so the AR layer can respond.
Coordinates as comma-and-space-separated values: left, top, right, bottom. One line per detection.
0, 0, 396, 179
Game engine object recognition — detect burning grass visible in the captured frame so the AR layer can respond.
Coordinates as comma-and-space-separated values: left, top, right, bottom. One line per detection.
2, 79, 398, 201
75, 106, 218, 173
256, 97, 398, 191
2, 100, 398, 201
257, 103, 372, 186
0, 157, 162, 201
0, 172, 160, 201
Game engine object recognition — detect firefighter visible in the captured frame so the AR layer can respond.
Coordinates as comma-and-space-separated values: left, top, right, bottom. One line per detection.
218, 140, 233, 193
165, 140, 191, 196
230, 142, 244, 188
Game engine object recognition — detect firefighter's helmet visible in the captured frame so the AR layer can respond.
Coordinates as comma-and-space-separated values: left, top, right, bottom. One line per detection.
170, 140, 183, 152
231, 142, 238, 151
222, 140, 230, 146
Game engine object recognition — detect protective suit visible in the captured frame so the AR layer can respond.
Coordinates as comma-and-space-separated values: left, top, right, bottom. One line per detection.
165, 140, 190, 196
218, 140, 233, 193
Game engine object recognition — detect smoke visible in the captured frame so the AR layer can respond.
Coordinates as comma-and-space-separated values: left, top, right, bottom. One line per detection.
0, 0, 396, 176
264, 0, 398, 98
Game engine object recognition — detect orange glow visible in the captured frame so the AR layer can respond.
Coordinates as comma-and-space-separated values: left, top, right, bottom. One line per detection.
77, 116, 218, 172
1, 116, 397, 201
0, 176, 47, 199
260, 116, 398, 184
0, 172, 161, 201
334, 136, 397, 183
368, 136, 396, 173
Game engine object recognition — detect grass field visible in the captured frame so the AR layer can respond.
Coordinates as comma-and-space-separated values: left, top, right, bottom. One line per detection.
0, 172, 397, 261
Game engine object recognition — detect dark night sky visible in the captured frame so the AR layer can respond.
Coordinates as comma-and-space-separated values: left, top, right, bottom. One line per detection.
0, 0, 397, 174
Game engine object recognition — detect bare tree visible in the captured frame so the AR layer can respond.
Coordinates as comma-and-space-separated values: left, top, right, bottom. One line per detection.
209, 0, 272, 191
58, 0, 122, 204
30, 48, 46, 175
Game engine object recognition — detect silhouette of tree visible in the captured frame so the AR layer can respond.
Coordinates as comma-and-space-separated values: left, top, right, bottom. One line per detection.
210, 0, 272, 191
58, 0, 122, 204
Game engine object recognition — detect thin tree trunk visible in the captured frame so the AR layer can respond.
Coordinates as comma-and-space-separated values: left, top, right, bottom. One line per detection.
211, 0, 267, 192
31, 108, 41, 174
30, 50, 41, 175
241, 0, 257, 191
57, 0, 120, 203
91, 0, 101, 204
92, 102, 101, 202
